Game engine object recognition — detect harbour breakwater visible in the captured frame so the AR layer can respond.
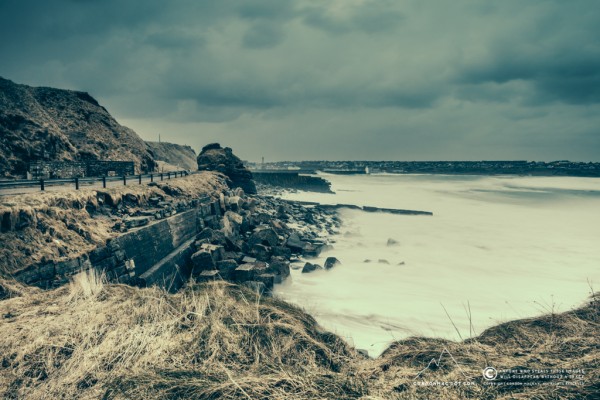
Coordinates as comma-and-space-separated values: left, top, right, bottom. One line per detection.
252, 170, 333, 193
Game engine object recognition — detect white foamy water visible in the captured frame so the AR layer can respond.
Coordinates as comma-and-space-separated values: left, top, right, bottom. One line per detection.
273, 174, 600, 357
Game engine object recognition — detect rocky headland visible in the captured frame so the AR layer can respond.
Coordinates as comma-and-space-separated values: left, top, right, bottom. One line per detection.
197, 143, 257, 194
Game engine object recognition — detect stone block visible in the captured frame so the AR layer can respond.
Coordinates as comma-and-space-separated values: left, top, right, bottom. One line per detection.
216, 260, 238, 279
124, 216, 151, 229
272, 246, 291, 259
255, 273, 274, 292
248, 227, 279, 248
89, 246, 111, 264
286, 233, 309, 253
234, 263, 256, 282
200, 243, 225, 263
56, 258, 82, 276
114, 250, 127, 262
191, 250, 215, 273
250, 244, 272, 262
93, 255, 118, 271
268, 258, 290, 283
197, 270, 221, 282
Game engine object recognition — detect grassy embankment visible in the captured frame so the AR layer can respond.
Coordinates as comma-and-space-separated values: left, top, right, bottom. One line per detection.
0, 272, 597, 399
0, 172, 227, 278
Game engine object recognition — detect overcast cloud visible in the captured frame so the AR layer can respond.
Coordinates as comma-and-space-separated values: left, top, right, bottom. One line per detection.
1, 0, 599, 161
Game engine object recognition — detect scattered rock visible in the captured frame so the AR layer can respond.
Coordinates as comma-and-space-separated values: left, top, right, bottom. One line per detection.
191, 250, 215, 273
302, 262, 321, 274
124, 216, 150, 229
216, 260, 238, 280
324, 257, 341, 270
248, 227, 279, 248
387, 238, 399, 246
250, 244, 271, 262
286, 233, 308, 253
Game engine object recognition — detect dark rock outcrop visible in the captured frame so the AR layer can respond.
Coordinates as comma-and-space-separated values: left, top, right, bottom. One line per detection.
324, 257, 341, 270
196, 143, 257, 194
302, 262, 321, 273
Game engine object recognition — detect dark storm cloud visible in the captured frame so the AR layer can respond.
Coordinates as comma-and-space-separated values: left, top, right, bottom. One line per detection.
0, 0, 599, 161
242, 24, 284, 49
456, 0, 600, 105
301, 1, 404, 34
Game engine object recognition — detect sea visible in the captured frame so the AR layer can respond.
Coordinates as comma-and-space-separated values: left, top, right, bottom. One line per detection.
273, 173, 600, 357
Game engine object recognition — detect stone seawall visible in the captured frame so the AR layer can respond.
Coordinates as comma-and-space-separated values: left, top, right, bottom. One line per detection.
13, 198, 222, 290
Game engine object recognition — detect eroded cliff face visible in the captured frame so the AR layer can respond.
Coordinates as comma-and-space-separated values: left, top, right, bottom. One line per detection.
196, 143, 257, 194
146, 141, 197, 171
0, 77, 156, 177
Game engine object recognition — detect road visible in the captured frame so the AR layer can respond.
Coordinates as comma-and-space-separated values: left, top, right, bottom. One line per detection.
0, 173, 187, 197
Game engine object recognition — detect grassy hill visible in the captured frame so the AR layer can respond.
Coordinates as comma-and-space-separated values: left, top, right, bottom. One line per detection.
0, 77, 156, 178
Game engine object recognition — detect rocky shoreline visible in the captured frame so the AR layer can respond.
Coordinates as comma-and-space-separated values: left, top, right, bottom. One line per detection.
188, 188, 342, 294
0, 172, 343, 294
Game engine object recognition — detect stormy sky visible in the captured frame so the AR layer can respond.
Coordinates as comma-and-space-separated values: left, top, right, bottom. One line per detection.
1, 0, 599, 162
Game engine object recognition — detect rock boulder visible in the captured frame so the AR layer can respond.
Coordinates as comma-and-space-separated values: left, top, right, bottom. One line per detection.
196, 143, 257, 194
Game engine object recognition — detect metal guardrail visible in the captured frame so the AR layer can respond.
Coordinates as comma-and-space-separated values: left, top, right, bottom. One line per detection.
0, 170, 191, 192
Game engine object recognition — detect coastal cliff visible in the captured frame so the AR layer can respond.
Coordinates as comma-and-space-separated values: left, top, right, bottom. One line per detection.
0, 77, 156, 177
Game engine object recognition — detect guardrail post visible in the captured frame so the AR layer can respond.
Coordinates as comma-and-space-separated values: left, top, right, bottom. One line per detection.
102, 176, 106, 188
150, 174, 153, 182
167, 172, 171, 179
123, 176, 127, 186
160, 173, 163, 181
75, 178, 79, 190
40, 179, 45, 191
138, 174, 142, 184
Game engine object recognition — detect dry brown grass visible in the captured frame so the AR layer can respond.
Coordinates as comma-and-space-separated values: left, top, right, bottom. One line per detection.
363, 294, 600, 399
0, 273, 597, 399
0, 172, 227, 277
0, 272, 366, 399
